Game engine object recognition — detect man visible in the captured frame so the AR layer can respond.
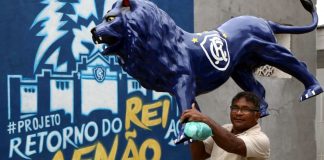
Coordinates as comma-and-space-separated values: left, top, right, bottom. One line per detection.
181, 91, 270, 160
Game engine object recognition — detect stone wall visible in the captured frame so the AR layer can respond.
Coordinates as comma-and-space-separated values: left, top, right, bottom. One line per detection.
316, 26, 324, 160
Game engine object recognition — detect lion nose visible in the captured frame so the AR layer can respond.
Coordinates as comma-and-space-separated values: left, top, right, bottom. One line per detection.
91, 27, 100, 44
91, 27, 96, 35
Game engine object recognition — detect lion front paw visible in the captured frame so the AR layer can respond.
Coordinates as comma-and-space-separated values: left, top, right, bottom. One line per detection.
174, 125, 192, 145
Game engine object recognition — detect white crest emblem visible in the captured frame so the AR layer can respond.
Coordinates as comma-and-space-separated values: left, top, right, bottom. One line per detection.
93, 66, 106, 82
200, 33, 230, 71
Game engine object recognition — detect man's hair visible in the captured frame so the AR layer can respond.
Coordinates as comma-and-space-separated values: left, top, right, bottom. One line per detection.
231, 91, 260, 110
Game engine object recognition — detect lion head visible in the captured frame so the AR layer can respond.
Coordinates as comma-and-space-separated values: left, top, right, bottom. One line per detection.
91, 0, 188, 91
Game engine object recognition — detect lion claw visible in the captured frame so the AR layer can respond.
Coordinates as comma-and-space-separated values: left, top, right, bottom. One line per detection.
174, 126, 191, 145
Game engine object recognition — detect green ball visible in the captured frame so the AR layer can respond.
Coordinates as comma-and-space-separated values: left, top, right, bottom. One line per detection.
184, 122, 212, 141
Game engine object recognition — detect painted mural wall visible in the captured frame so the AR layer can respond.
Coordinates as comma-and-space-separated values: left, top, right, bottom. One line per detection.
0, 0, 193, 159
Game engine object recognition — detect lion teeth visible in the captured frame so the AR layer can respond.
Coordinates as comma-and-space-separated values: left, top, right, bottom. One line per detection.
95, 41, 99, 44
99, 37, 102, 41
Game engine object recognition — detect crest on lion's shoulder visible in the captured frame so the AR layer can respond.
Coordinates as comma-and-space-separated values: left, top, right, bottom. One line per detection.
200, 32, 230, 71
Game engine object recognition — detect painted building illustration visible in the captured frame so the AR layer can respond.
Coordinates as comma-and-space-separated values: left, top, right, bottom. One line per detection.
7, 53, 171, 123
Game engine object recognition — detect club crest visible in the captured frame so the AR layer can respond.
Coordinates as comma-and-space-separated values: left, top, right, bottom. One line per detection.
93, 66, 106, 82
200, 33, 230, 71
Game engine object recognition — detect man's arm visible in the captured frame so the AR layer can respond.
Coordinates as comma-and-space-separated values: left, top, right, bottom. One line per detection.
205, 116, 247, 156
190, 141, 210, 160
181, 104, 247, 156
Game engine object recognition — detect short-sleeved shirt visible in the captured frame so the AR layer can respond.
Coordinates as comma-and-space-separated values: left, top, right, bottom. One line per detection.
203, 124, 270, 160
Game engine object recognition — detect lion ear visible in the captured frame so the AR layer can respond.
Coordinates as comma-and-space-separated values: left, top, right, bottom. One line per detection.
122, 0, 130, 7
122, 0, 138, 11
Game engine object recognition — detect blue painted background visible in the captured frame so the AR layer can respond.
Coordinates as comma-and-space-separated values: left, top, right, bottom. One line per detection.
0, 0, 193, 159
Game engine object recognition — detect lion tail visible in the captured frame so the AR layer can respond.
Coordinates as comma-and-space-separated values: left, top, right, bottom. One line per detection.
267, 0, 318, 34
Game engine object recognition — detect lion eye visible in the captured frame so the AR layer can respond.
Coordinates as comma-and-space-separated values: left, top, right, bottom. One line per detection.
106, 16, 115, 22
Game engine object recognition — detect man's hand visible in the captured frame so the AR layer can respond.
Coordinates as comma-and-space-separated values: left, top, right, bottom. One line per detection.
181, 103, 208, 123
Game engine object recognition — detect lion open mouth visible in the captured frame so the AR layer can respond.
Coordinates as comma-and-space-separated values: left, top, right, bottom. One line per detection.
91, 28, 121, 54
92, 35, 119, 46
105, 36, 119, 46
92, 35, 120, 55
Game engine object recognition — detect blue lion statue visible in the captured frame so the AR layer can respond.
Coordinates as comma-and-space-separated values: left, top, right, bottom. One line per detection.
91, 0, 323, 144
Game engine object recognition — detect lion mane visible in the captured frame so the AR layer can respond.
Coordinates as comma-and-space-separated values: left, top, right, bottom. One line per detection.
120, 1, 189, 91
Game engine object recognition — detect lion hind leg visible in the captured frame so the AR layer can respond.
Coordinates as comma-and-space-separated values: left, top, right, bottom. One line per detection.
299, 85, 323, 101
254, 41, 323, 101
231, 68, 269, 117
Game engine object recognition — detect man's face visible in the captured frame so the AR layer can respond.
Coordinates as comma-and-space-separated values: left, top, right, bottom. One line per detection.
230, 97, 260, 134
